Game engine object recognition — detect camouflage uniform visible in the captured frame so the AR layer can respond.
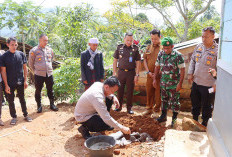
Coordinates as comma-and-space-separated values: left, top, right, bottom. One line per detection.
155, 49, 185, 112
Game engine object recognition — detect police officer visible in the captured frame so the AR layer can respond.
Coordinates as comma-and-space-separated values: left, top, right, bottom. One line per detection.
153, 37, 185, 127
29, 34, 58, 113
143, 29, 162, 116
188, 26, 218, 126
113, 32, 141, 114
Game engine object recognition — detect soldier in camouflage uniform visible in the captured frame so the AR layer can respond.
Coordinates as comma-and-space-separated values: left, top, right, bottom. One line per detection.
153, 37, 185, 126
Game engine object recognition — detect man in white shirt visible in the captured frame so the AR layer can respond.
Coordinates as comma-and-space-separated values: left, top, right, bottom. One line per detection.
74, 76, 131, 139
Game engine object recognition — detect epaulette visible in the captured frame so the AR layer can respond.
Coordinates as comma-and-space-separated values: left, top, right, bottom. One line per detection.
117, 43, 124, 47
132, 44, 139, 48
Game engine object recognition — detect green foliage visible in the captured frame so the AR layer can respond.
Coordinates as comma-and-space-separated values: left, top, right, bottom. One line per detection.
0, 0, 44, 45
44, 5, 98, 57
134, 0, 215, 41
53, 58, 82, 103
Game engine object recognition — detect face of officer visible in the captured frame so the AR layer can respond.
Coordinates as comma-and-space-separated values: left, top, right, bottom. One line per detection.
163, 45, 174, 55
39, 35, 48, 48
124, 35, 133, 47
202, 30, 214, 48
104, 85, 119, 97
7, 40, 18, 53
88, 43, 98, 52
151, 34, 160, 46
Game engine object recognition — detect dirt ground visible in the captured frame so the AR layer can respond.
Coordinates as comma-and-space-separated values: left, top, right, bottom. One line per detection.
0, 93, 169, 157
0, 89, 196, 157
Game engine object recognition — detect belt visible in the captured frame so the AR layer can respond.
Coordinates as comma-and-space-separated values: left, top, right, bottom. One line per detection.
119, 68, 135, 72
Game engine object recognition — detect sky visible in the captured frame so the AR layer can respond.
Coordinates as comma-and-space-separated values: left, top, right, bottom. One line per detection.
0, 0, 222, 37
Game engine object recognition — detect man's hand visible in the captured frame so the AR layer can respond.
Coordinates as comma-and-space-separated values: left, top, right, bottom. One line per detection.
121, 126, 131, 135
113, 72, 117, 77
153, 79, 157, 88
176, 83, 182, 92
83, 80, 88, 84
208, 68, 217, 77
113, 96, 120, 109
134, 76, 138, 84
24, 82, 28, 89
188, 74, 193, 84
100, 79, 104, 82
149, 72, 154, 78
5, 85, 11, 94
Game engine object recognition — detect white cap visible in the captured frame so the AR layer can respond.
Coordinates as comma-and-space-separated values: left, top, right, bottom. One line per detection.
89, 38, 99, 44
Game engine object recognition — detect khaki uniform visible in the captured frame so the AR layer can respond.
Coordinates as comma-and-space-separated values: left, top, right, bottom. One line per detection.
29, 46, 54, 77
188, 42, 218, 124
113, 44, 141, 110
29, 45, 55, 107
143, 44, 161, 112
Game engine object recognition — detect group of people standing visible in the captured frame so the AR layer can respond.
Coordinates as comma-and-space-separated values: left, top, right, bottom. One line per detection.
0, 34, 58, 126
0, 27, 217, 140
76, 26, 217, 139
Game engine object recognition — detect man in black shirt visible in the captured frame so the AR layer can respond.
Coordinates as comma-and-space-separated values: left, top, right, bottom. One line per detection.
0, 37, 32, 125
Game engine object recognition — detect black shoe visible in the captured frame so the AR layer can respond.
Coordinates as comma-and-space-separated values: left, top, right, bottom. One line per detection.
114, 108, 122, 112
156, 110, 167, 123
107, 126, 114, 131
127, 110, 134, 114
50, 104, 59, 111
171, 112, 178, 128
37, 106, 42, 113
202, 119, 208, 127
78, 125, 92, 140
193, 115, 199, 122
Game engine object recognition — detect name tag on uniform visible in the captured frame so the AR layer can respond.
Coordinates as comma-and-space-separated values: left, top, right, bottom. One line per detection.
129, 56, 133, 62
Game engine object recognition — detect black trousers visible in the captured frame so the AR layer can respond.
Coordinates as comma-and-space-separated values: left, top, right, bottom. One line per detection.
117, 70, 135, 110
0, 83, 3, 118
190, 82, 215, 122
81, 97, 113, 132
34, 74, 54, 105
7, 84, 28, 118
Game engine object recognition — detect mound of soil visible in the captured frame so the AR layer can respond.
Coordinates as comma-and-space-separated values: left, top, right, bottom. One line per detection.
110, 110, 167, 141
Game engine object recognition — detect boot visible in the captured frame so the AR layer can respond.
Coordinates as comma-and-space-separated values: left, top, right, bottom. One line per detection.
50, 104, 59, 111
193, 115, 198, 122
156, 109, 167, 123
171, 112, 178, 128
202, 119, 209, 127
50, 99, 58, 111
37, 103, 42, 113
78, 125, 92, 139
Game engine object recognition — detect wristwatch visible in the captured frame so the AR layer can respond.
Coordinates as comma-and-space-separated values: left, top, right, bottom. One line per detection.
146, 71, 150, 74
136, 74, 139, 77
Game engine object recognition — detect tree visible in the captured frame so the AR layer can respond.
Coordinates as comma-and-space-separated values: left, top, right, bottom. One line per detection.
134, 0, 214, 42
101, 0, 154, 52
43, 5, 99, 57
0, 0, 44, 52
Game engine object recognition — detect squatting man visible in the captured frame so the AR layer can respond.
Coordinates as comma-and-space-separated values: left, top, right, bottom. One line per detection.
74, 76, 131, 139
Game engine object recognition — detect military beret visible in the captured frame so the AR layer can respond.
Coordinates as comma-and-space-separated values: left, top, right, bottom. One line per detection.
161, 37, 173, 46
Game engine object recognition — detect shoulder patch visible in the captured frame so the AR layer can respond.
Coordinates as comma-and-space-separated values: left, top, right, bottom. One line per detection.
198, 48, 202, 51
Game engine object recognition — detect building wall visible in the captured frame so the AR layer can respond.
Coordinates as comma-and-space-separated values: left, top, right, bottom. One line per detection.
207, 0, 232, 156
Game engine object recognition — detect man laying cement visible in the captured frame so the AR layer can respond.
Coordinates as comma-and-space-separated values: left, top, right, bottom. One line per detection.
74, 76, 131, 139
